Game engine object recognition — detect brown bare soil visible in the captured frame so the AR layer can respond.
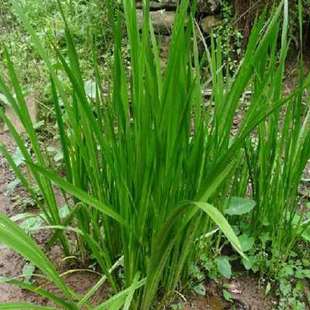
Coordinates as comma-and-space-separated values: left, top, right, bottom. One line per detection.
183, 276, 275, 310
0, 130, 31, 303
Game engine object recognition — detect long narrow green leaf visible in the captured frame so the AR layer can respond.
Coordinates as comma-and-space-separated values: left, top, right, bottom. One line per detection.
193, 202, 245, 258
0, 213, 72, 298
30, 163, 124, 224
0, 278, 78, 310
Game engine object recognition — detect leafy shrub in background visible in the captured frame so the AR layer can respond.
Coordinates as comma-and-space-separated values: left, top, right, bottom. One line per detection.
245, 82, 309, 263
200, 0, 310, 283
212, 0, 243, 71
0, 0, 309, 308
289, 0, 310, 50
232, 0, 310, 56
0, 0, 111, 100
232, 0, 310, 272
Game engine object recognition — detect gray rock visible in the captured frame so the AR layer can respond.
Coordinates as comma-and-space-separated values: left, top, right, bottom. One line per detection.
136, 9, 176, 35
136, 1, 177, 11
135, 0, 221, 35
136, 1, 220, 14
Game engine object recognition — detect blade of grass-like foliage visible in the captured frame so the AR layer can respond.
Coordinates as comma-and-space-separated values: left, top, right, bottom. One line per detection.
95, 276, 146, 310
2, 48, 43, 163
0, 278, 78, 310
142, 199, 245, 308
193, 202, 245, 258
298, 0, 303, 50
0, 109, 70, 252
0, 51, 70, 253
29, 163, 124, 224
0, 212, 73, 298
50, 77, 72, 182
123, 273, 141, 310
238, 0, 310, 259
0, 143, 36, 198
11, 2, 67, 105
78, 256, 124, 307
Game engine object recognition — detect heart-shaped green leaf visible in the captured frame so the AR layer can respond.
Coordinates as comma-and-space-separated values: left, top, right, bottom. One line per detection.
225, 197, 256, 216
239, 234, 255, 252
215, 256, 232, 279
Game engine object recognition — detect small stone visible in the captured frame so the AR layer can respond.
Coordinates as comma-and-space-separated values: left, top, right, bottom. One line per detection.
200, 15, 222, 34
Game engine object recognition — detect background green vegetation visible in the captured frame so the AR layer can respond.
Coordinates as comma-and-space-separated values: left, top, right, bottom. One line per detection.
0, 0, 113, 123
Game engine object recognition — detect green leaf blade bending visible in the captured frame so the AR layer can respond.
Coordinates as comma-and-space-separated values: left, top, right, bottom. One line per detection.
0, 213, 72, 298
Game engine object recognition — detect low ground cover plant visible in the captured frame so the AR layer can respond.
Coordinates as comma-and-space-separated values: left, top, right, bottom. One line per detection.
0, 0, 111, 126
0, 0, 309, 308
